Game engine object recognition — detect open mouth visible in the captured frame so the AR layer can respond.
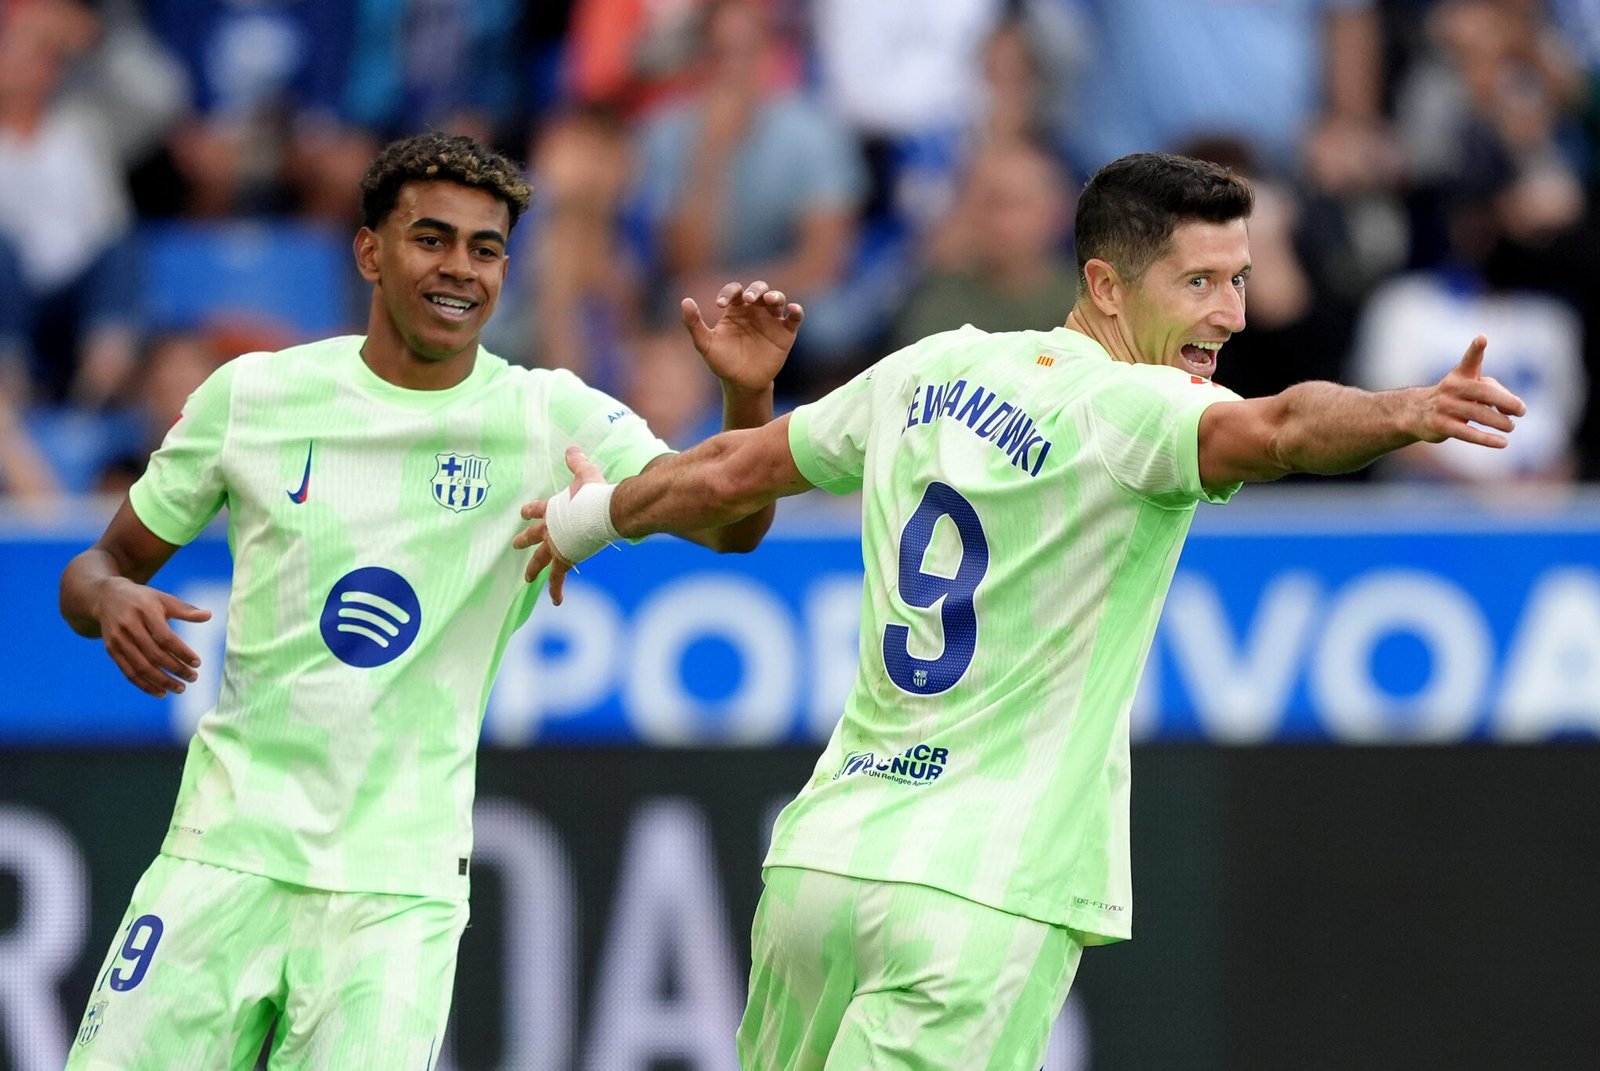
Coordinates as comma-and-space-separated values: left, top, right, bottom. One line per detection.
426, 294, 477, 321
1180, 342, 1221, 377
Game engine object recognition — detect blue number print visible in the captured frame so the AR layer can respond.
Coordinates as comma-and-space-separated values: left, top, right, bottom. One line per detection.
108, 914, 164, 991
882, 482, 989, 694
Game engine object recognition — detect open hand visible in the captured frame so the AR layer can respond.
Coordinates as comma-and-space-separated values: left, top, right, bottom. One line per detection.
96, 578, 210, 698
514, 446, 606, 604
682, 280, 804, 393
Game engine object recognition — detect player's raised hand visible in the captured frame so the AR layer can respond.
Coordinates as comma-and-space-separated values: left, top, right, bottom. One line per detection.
1413, 336, 1527, 448
682, 280, 804, 393
95, 579, 210, 698
514, 445, 608, 603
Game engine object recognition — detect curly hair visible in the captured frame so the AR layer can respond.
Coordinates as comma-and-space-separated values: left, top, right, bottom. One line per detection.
359, 132, 532, 232
1074, 152, 1253, 294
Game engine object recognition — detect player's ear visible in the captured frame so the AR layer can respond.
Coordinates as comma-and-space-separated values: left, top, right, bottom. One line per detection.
1082, 258, 1123, 317
353, 227, 381, 283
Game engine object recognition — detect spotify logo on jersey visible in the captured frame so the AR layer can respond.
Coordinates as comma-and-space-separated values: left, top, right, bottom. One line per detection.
320, 567, 422, 668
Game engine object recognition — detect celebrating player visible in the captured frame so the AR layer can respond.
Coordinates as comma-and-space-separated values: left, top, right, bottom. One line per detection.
56, 132, 801, 1069
515, 152, 1526, 1069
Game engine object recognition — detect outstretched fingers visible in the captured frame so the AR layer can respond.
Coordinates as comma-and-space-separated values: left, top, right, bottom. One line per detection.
1431, 339, 1526, 447
109, 616, 197, 697
516, 522, 574, 603
1455, 335, 1488, 379
512, 513, 546, 551
1475, 376, 1526, 418
1440, 418, 1510, 449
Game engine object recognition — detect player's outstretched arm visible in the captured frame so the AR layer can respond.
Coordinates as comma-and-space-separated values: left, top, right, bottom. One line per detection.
674, 280, 804, 552
1197, 335, 1527, 487
515, 418, 814, 604
59, 498, 212, 698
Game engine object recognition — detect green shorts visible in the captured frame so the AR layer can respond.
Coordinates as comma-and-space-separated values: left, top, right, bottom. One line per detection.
66, 853, 468, 1071
739, 866, 1084, 1071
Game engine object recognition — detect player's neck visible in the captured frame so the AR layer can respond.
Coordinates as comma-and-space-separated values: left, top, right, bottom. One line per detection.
360, 320, 478, 392
1064, 305, 1136, 365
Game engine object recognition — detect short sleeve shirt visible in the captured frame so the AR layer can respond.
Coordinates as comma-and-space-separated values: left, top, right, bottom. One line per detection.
131, 337, 670, 898
769, 325, 1240, 941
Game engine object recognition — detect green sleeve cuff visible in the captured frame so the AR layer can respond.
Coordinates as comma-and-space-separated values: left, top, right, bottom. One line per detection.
788, 404, 861, 495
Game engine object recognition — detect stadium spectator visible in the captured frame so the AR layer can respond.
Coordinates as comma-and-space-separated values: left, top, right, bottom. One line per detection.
1395, 0, 1587, 265
811, 3, 1074, 235
1352, 178, 1586, 486
0, 0, 173, 403
565, 0, 803, 118
632, 0, 868, 421
146, 0, 371, 221
517, 152, 1527, 1069
1547, 0, 1600, 177
57, 132, 802, 1064
503, 106, 640, 395
340, 0, 524, 145
1062, 0, 1403, 198
0, 382, 60, 498
890, 140, 1077, 349
92, 328, 229, 496
0, 235, 26, 398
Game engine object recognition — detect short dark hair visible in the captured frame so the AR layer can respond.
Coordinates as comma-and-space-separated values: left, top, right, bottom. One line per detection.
1074, 152, 1253, 293
359, 132, 532, 232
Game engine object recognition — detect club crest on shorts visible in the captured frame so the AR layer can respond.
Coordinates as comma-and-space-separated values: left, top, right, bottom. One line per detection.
77, 999, 108, 1046
432, 452, 491, 512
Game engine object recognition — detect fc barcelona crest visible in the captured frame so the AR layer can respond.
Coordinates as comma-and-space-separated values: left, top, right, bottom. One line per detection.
77, 1000, 107, 1046
432, 453, 491, 513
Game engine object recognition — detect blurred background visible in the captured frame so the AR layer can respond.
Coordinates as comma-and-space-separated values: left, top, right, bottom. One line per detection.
3, 0, 1600, 1067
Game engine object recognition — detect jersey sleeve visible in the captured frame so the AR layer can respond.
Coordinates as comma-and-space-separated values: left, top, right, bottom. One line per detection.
787, 361, 879, 495
545, 369, 672, 482
1089, 368, 1243, 507
128, 359, 237, 544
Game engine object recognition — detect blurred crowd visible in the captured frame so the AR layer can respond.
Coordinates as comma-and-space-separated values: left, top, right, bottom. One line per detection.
3, 0, 1600, 501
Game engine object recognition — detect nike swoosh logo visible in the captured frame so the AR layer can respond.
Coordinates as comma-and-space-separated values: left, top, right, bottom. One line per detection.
287, 443, 313, 503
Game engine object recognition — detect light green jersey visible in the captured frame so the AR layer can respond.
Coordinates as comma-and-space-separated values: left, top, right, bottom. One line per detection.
129, 336, 669, 899
771, 325, 1241, 942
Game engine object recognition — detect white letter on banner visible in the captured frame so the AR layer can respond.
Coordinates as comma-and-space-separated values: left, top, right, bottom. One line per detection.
1494, 568, 1600, 740
625, 577, 797, 745
486, 581, 623, 744
1312, 570, 1490, 742
582, 800, 741, 1071
1162, 572, 1320, 742
806, 574, 863, 741
0, 807, 87, 1071
438, 799, 575, 1071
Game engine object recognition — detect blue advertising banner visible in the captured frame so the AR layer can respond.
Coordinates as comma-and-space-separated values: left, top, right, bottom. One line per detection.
5, 490, 1600, 745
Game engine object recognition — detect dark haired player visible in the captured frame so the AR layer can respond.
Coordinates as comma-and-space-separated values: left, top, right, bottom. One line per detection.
517, 152, 1526, 1069
59, 132, 801, 1068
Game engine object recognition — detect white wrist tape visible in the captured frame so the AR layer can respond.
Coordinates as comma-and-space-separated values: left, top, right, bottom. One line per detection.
544, 482, 620, 565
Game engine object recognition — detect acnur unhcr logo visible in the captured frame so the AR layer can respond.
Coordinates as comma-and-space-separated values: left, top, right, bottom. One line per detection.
834, 743, 950, 786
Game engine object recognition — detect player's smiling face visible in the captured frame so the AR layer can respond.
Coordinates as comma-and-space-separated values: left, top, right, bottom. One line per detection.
363, 180, 511, 363
1122, 218, 1250, 378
